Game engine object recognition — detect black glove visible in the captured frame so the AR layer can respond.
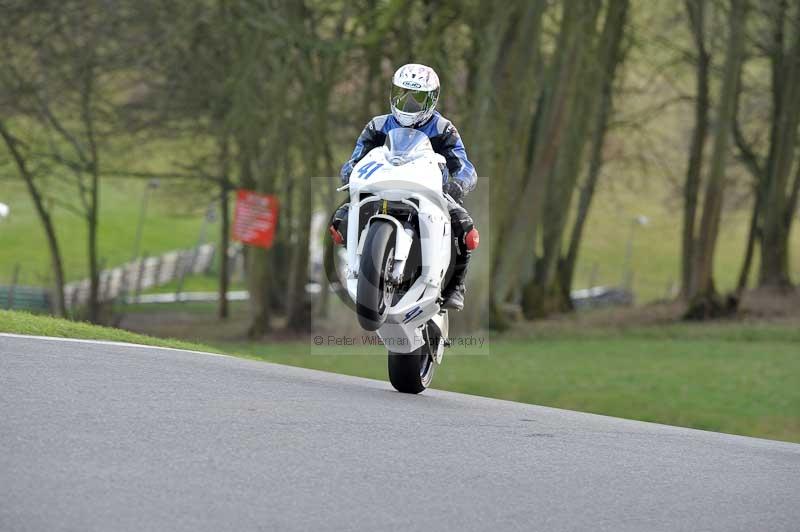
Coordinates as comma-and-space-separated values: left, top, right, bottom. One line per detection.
443, 180, 464, 203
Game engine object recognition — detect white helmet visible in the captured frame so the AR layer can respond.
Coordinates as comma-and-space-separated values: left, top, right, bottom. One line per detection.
390, 64, 440, 127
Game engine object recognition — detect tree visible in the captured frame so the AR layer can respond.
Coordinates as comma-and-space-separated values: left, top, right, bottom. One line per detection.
681, 0, 711, 299
0, 0, 125, 322
560, 0, 630, 301
475, 1, 631, 320
734, 0, 800, 290
685, 0, 748, 319
0, 121, 67, 316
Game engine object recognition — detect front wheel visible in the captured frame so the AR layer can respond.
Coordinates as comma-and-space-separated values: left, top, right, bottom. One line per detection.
357, 220, 396, 331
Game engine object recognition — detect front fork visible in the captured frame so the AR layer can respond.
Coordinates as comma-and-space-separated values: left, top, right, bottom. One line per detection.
427, 310, 449, 364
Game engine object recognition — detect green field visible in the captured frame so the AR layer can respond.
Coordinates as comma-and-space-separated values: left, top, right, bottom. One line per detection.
3, 167, 798, 301
3, 309, 798, 443
573, 176, 800, 301
0, 179, 214, 286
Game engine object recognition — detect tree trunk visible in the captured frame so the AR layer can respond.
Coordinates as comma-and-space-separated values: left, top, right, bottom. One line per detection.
734, 0, 791, 292
81, 61, 102, 324
286, 199, 312, 332
681, 0, 710, 299
247, 247, 272, 338
491, 2, 582, 311
736, 187, 760, 294
86, 168, 101, 323
217, 135, 231, 319
218, 181, 230, 320
462, 1, 538, 328
286, 150, 314, 333
520, 0, 605, 318
562, 0, 629, 296
0, 121, 68, 317
685, 0, 747, 319
758, 7, 800, 288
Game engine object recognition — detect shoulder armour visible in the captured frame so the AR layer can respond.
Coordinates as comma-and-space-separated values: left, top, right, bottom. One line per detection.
371, 114, 392, 132
435, 115, 452, 136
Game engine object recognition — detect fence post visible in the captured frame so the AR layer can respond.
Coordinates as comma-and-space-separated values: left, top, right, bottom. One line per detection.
204, 244, 216, 275
175, 247, 198, 301
102, 269, 114, 302
116, 263, 130, 314
98, 259, 109, 303
173, 250, 185, 302
172, 251, 181, 280
69, 284, 79, 311
134, 252, 148, 303
153, 255, 164, 290
42, 271, 54, 314
226, 247, 235, 285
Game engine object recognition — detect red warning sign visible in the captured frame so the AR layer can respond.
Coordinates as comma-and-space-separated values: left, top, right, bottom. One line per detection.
232, 189, 279, 249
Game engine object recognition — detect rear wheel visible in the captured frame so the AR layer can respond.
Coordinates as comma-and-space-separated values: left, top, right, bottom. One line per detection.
388, 347, 436, 394
388, 322, 440, 394
357, 221, 395, 331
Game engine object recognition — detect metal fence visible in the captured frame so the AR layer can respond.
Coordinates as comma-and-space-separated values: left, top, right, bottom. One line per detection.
0, 285, 51, 312
63, 244, 216, 308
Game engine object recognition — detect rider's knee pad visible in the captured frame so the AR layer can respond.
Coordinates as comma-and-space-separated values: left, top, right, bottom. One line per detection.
448, 206, 474, 256
449, 205, 473, 233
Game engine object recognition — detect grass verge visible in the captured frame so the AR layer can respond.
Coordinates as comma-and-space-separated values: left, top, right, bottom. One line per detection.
0, 309, 219, 354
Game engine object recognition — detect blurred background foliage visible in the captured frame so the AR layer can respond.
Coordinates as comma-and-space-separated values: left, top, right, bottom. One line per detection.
1, 0, 799, 333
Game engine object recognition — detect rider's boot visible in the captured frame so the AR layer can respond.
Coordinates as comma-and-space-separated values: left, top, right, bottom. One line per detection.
329, 203, 348, 246
441, 251, 470, 311
442, 196, 477, 311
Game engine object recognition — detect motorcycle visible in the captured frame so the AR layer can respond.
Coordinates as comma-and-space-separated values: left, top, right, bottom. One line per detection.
335, 127, 458, 394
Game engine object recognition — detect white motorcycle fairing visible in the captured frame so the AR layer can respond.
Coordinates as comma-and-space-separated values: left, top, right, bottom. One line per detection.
345, 128, 451, 354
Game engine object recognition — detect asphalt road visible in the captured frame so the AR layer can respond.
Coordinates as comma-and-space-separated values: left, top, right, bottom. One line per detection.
1, 334, 799, 532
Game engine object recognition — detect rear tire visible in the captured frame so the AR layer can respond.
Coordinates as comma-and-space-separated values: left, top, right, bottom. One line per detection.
388, 347, 436, 394
357, 221, 395, 331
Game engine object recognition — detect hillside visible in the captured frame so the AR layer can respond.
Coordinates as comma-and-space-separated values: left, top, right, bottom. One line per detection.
2, 167, 798, 302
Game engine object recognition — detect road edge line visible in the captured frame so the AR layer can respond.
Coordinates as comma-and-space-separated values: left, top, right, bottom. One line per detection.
0, 332, 235, 360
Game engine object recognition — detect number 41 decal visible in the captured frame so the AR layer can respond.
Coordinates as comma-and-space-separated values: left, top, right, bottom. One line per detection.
357, 161, 384, 179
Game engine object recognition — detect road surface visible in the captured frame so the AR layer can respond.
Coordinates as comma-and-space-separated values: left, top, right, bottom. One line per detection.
1, 334, 798, 531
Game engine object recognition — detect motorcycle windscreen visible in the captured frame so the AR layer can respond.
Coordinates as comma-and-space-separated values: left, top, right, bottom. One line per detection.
384, 128, 433, 165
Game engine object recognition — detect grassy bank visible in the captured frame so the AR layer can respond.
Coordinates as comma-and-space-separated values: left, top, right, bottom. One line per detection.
3, 308, 798, 443
0, 309, 218, 353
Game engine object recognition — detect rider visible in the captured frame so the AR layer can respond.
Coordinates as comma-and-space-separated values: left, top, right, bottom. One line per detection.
332, 63, 477, 311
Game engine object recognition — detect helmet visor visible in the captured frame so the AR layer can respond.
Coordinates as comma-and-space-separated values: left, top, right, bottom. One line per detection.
390, 85, 434, 114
